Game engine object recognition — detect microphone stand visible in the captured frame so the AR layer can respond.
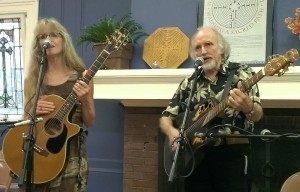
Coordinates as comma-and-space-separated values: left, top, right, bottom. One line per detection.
168, 63, 202, 182
263, 138, 272, 192
0, 120, 19, 136
18, 48, 48, 191
0, 120, 19, 126
208, 133, 300, 140
207, 130, 300, 192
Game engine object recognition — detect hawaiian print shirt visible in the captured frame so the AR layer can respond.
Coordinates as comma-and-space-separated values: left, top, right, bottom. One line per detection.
162, 61, 261, 133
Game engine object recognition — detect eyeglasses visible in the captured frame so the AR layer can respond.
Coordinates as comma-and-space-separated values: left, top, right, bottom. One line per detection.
37, 32, 61, 40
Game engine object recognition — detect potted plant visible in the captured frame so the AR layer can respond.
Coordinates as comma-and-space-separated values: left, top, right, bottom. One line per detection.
78, 14, 147, 69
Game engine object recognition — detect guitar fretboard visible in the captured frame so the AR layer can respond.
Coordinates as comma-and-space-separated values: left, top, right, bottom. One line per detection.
54, 48, 111, 122
51, 28, 129, 122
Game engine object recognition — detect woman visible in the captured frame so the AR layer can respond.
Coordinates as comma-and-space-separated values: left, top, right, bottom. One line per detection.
22, 17, 95, 192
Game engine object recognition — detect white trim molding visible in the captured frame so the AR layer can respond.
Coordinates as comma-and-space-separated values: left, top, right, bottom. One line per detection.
0, 0, 39, 75
94, 66, 300, 108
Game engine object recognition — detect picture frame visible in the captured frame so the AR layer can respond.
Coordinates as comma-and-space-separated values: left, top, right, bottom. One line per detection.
196, 0, 273, 66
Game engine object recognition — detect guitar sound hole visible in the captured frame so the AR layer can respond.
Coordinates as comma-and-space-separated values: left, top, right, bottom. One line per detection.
45, 118, 63, 137
46, 125, 68, 154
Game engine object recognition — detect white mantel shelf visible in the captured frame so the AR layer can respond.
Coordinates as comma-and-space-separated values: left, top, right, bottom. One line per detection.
93, 67, 300, 108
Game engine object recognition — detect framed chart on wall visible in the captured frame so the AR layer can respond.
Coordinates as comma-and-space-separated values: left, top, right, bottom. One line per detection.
197, 0, 273, 66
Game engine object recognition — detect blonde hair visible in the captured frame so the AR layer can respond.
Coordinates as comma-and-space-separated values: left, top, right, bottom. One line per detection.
24, 17, 86, 112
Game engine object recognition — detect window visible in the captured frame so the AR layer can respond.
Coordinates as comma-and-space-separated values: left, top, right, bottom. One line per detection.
0, 17, 23, 121
0, 0, 38, 122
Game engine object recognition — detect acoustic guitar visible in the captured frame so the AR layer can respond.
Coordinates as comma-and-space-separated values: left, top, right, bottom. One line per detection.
164, 49, 299, 176
2, 28, 129, 184
280, 172, 300, 192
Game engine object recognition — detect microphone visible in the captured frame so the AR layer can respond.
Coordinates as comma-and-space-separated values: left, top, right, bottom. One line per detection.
194, 57, 204, 67
7, 117, 43, 128
42, 39, 54, 49
260, 129, 277, 135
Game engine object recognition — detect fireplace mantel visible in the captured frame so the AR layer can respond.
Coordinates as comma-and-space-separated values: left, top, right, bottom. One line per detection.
93, 67, 300, 108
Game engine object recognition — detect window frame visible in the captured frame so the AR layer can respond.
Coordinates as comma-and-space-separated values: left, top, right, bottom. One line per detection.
0, 0, 38, 120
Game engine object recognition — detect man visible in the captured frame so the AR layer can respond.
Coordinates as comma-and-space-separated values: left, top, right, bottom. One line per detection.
160, 27, 263, 192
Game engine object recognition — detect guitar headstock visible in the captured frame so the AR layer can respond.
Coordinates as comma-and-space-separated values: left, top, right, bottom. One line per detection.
105, 28, 130, 54
264, 49, 299, 76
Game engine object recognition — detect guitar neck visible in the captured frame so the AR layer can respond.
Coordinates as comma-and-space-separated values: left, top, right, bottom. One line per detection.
202, 69, 265, 126
81, 28, 129, 85
54, 49, 111, 121
52, 28, 129, 122
82, 49, 110, 84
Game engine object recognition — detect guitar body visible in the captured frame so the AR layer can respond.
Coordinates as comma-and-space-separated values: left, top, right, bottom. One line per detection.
164, 98, 219, 176
175, 98, 220, 149
280, 172, 300, 192
2, 95, 80, 184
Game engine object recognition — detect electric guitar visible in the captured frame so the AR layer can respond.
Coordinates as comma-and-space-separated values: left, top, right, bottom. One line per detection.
2, 28, 129, 184
164, 49, 299, 176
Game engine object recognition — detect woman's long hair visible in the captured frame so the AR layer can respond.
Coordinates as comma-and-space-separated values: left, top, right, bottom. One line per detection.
24, 17, 86, 113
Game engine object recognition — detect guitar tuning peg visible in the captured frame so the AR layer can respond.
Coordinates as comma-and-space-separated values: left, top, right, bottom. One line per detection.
267, 55, 272, 61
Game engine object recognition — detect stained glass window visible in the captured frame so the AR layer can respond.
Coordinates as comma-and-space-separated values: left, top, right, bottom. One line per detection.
0, 18, 23, 121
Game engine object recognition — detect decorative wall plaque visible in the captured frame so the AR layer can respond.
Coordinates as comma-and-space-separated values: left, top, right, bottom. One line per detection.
143, 27, 189, 68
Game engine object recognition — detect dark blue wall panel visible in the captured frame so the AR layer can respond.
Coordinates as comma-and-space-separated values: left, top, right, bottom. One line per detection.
130, 0, 300, 69
130, 0, 198, 69
39, 0, 300, 69
86, 100, 124, 192
39, 0, 132, 69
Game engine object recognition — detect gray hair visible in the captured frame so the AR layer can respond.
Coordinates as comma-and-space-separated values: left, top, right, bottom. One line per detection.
189, 27, 231, 62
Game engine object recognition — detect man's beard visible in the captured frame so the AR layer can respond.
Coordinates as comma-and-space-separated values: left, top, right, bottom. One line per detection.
202, 59, 218, 71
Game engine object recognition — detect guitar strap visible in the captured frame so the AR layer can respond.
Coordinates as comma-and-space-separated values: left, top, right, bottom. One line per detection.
187, 62, 239, 100
222, 62, 239, 100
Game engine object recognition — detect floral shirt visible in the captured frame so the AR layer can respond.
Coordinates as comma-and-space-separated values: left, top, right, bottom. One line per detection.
162, 61, 261, 133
